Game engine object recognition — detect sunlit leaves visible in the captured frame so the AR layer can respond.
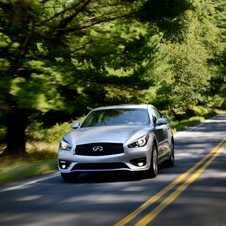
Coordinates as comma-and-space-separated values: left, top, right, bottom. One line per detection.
9, 72, 64, 112
155, 0, 220, 113
0, 0, 223, 157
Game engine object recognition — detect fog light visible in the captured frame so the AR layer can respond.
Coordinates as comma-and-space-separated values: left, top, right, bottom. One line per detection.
130, 157, 146, 167
59, 160, 71, 169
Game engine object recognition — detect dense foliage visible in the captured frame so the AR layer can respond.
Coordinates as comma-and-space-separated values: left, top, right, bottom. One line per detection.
0, 0, 225, 156
208, 0, 226, 108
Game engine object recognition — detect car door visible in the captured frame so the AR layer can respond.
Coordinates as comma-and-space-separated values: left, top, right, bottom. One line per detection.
150, 107, 169, 158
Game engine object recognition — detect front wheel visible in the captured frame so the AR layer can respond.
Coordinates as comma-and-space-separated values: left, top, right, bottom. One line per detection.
145, 144, 158, 178
61, 172, 80, 181
166, 140, 174, 167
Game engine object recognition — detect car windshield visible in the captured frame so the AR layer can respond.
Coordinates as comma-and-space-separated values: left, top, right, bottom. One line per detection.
81, 109, 150, 127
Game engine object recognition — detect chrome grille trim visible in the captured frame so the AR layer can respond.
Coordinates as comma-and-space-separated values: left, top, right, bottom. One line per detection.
75, 143, 124, 156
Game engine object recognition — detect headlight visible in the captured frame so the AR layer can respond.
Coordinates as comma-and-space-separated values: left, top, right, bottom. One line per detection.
128, 135, 149, 148
60, 139, 72, 151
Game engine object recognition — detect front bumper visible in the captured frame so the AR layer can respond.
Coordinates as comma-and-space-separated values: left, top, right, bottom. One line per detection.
58, 144, 152, 173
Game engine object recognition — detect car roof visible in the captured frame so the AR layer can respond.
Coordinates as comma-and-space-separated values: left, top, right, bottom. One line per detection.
92, 104, 153, 111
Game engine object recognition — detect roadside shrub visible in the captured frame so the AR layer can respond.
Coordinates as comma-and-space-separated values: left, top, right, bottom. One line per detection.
26, 115, 85, 143
43, 115, 85, 143
187, 105, 209, 116
26, 121, 45, 142
221, 99, 226, 110
43, 121, 72, 143
160, 110, 175, 122
207, 95, 225, 108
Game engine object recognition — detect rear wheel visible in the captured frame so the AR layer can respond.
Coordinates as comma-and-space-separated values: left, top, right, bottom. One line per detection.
61, 172, 80, 181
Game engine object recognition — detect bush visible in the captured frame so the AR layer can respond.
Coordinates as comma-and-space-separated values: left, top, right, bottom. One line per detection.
206, 95, 225, 108
43, 121, 73, 143
221, 99, 226, 110
186, 105, 209, 116
42, 115, 85, 143
26, 115, 86, 143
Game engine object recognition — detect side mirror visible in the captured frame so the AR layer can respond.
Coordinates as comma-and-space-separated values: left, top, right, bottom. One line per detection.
72, 122, 80, 129
156, 118, 168, 126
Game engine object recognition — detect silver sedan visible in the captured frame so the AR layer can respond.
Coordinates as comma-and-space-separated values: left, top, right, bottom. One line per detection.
58, 104, 174, 181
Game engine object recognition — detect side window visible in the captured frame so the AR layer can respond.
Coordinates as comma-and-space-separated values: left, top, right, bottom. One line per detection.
150, 107, 158, 124
154, 108, 162, 118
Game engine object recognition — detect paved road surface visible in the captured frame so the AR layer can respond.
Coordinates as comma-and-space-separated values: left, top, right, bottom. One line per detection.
0, 114, 226, 226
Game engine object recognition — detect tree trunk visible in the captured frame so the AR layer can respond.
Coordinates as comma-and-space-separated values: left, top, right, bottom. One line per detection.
2, 108, 28, 158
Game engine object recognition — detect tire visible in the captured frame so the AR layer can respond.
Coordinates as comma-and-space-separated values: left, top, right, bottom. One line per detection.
166, 139, 174, 167
61, 172, 80, 181
146, 144, 158, 178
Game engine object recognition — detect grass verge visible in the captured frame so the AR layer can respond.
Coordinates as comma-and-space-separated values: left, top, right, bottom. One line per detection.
0, 143, 58, 184
0, 110, 225, 185
170, 111, 219, 133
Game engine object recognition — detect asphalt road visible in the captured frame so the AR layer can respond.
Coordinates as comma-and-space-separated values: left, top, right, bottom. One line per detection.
1, 114, 226, 226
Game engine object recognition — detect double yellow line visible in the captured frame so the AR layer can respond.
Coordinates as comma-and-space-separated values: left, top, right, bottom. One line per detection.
114, 136, 226, 226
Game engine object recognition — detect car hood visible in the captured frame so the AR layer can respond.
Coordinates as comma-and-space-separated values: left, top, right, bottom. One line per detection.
68, 125, 150, 145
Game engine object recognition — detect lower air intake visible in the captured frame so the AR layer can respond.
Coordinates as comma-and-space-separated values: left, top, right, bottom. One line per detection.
71, 162, 129, 170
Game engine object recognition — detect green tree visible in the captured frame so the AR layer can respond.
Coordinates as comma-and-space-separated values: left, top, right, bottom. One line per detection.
0, 0, 200, 157
0, 0, 167, 157
207, 0, 226, 106
213, 0, 226, 41
155, 0, 220, 117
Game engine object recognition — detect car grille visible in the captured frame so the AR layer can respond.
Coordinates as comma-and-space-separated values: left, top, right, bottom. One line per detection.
71, 162, 129, 170
75, 143, 124, 156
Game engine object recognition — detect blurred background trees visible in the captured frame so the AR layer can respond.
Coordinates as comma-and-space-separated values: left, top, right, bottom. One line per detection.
0, 0, 225, 156
208, 0, 226, 108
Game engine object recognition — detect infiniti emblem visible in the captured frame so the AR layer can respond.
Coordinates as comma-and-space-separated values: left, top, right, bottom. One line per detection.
93, 146, 103, 152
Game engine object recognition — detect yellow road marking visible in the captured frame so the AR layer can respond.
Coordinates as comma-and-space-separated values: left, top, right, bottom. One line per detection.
114, 136, 226, 226
135, 142, 226, 226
